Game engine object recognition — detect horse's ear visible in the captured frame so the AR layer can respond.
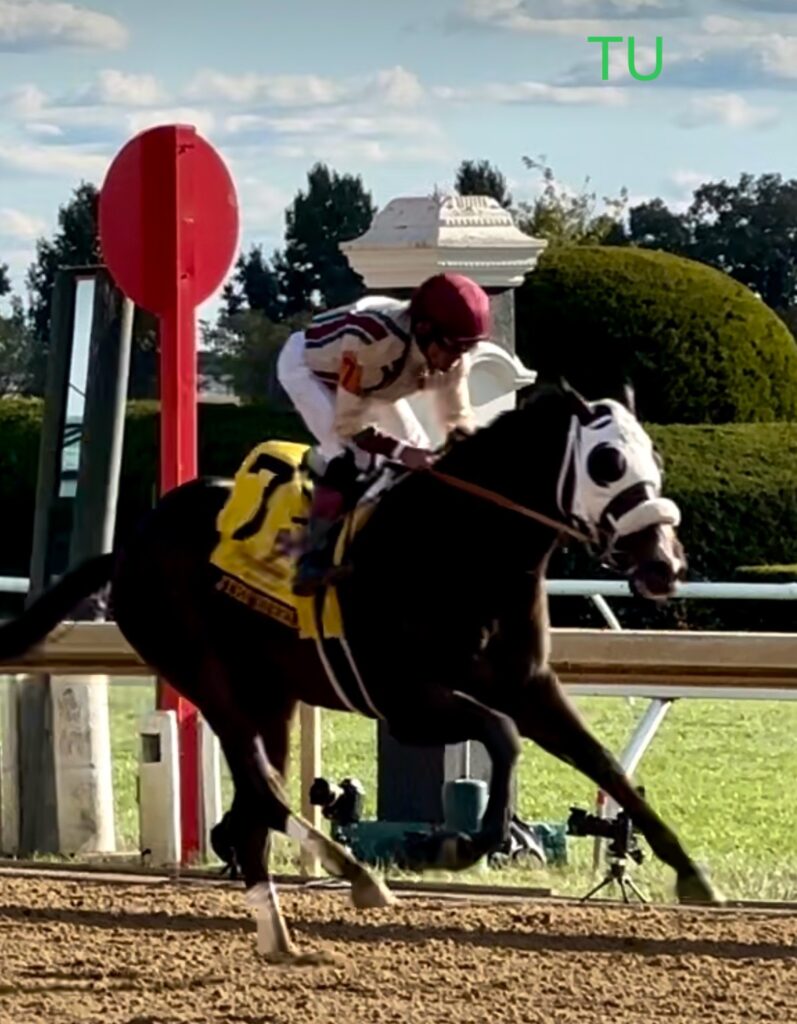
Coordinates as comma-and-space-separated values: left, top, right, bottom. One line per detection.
621, 380, 637, 417
558, 376, 594, 425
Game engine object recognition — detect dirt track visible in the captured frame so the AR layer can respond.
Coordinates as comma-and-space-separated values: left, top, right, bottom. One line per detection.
0, 873, 795, 1024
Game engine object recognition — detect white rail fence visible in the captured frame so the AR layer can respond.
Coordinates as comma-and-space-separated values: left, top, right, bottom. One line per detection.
1, 577, 795, 873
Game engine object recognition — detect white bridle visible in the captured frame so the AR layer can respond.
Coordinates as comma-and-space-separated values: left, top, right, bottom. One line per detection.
555, 399, 681, 563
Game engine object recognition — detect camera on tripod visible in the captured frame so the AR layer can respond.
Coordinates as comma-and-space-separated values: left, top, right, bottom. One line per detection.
567, 806, 644, 864
309, 776, 365, 826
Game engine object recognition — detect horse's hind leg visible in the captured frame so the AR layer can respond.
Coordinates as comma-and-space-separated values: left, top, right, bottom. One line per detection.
250, 733, 395, 911
508, 667, 720, 904
209, 707, 298, 958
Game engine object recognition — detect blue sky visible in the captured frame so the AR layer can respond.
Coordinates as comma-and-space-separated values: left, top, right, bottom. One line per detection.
1, 0, 797, 320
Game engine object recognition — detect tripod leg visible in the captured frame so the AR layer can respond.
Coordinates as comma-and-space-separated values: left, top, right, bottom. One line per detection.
580, 873, 614, 902
626, 875, 648, 903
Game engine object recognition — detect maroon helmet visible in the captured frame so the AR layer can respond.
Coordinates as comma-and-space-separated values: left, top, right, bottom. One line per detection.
409, 273, 491, 350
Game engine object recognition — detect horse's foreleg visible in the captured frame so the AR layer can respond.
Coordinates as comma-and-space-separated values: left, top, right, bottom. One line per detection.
506, 666, 720, 904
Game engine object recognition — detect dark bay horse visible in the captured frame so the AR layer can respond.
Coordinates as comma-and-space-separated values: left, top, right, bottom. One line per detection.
0, 380, 719, 957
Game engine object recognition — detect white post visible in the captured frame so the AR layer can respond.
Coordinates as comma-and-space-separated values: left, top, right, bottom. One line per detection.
199, 717, 222, 861
138, 710, 181, 867
0, 678, 20, 855
51, 675, 116, 854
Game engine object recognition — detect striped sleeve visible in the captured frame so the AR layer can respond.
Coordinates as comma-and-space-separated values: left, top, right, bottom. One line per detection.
304, 310, 393, 350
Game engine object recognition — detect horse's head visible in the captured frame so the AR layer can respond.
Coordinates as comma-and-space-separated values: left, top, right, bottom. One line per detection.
551, 379, 685, 600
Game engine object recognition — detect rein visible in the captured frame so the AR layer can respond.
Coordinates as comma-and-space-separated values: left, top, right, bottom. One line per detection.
423, 467, 593, 545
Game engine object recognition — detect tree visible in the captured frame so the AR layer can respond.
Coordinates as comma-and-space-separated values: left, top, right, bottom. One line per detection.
221, 163, 375, 325
516, 155, 629, 247
627, 198, 691, 254
222, 245, 284, 321
626, 173, 797, 322
455, 159, 513, 208
0, 263, 10, 299
0, 296, 33, 395
26, 182, 101, 361
24, 182, 158, 397
203, 309, 309, 404
278, 162, 375, 314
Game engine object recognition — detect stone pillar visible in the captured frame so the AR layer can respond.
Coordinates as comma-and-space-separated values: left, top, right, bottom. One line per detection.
340, 194, 547, 824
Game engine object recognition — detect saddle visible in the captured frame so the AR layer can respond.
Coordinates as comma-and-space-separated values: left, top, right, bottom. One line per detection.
209, 440, 378, 640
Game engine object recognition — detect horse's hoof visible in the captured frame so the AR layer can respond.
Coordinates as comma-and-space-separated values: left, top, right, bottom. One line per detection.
676, 866, 724, 905
350, 871, 395, 909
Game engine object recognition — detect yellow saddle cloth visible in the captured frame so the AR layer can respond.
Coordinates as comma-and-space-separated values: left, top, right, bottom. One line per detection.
209, 440, 371, 640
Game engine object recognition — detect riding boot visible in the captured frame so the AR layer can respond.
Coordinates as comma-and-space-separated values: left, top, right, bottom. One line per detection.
292, 481, 347, 596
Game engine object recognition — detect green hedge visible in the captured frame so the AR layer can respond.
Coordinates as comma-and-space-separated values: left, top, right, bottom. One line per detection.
0, 399, 795, 630
516, 246, 797, 424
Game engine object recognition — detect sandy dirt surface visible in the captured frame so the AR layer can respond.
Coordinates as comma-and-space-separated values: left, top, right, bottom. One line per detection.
0, 872, 795, 1024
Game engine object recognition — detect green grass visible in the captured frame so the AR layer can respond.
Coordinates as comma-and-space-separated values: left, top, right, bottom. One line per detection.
106, 681, 797, 903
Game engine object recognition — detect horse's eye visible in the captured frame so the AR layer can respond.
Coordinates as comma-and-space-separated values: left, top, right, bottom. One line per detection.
587, 443, 627, 487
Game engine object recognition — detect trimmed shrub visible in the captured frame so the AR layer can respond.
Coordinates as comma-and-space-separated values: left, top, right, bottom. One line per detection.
516, 246, 797, 424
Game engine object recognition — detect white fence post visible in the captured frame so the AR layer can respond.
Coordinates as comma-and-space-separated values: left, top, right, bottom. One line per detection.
199, 717, 222, 861
0, 678, 20, 855
138, 710, 181, 867
51, 675, 116, 855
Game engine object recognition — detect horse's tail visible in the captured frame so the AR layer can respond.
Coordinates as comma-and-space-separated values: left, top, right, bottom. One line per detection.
0, 553, 115, 662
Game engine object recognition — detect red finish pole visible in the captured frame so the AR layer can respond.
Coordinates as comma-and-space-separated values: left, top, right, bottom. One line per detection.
155, 128, 201, 865
99, 122, 239, 867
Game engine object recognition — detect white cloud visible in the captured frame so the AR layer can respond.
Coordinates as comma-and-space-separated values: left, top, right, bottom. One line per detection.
724, 0, 797, 13
62, 70, 168, 107
371, 66, 425, 107
0, 141, 108, 177
452, 0, 685, 34
271, 138, 454, 166
0, 1, 127, 51
25, 121, 63, 137
225, 110, 440, 139
125, 107, 216, 137
6, 83, 47, 118
185, 70, 349, 107
185, 65, 425, 110
434, 81, 628, 106
698, 14, 765, 36
676, 93, 779, 129
669, 169, 709, 191
0, 207, 46, 239
760, 34, 797, 78
234, 178, 291, 234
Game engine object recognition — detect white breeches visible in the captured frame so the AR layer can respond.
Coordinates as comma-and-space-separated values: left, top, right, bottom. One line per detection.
276, 331, 430, 469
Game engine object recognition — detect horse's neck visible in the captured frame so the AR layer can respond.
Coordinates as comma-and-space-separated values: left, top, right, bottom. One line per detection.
434, 394, 569, 512
355, 396, 569, 588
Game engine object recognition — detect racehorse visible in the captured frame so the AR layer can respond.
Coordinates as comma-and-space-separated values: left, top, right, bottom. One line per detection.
0, 379, 719, 958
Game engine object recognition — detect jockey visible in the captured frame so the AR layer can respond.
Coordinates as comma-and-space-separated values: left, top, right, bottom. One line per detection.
276, 271, 491, 595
